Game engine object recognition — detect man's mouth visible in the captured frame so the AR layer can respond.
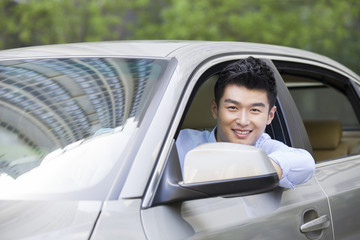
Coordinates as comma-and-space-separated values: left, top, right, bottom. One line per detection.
233, 129, 252, 135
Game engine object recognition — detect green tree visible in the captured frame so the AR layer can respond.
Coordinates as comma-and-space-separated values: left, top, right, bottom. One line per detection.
0, 0, 21, 49
0, 0, 359, 74
0, 0, 129, 49
127, 0, 360, 74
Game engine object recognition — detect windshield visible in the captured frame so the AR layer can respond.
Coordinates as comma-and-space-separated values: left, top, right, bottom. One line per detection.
0, 57, 170, 198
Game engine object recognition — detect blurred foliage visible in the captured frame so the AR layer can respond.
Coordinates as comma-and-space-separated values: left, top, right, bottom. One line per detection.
0, 0, 129, 46
0, 0, 359, 74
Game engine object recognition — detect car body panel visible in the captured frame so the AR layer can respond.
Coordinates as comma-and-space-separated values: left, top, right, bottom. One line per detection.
0, 200, 102, 239
316, 157, 360, 240
142, 178, 332, 239
90, 199, 146, 240
0, 41, 190, 59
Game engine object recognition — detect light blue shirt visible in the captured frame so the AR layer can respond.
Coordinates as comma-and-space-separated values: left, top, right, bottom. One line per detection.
176, 128, 315, 188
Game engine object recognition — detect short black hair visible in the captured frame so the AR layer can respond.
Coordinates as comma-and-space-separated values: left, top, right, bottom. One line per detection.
214, 57, 277, 109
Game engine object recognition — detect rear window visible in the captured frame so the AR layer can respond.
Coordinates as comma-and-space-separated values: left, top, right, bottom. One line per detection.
287, 82, 359, 130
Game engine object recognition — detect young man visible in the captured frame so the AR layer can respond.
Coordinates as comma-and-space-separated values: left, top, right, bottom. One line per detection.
176, 57, 315, 188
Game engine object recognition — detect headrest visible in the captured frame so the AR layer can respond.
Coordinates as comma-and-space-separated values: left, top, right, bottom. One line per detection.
181, 76, 217, 129
304, 120, 342, 150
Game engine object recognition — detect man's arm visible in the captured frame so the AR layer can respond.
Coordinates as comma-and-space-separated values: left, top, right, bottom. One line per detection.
270, 158, 283, 180
268, 148, 315, 188
259, 135, 315, 188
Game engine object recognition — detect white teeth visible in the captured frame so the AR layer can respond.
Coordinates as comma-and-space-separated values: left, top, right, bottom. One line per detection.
234, 130, 250, 134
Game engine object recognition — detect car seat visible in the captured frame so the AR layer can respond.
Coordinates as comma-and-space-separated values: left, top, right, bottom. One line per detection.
304, 120, 360, 162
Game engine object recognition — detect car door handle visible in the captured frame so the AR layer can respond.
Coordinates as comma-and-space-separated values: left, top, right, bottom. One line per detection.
300, 215, 330, 233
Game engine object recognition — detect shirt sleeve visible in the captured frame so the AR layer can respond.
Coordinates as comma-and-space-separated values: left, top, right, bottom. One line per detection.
260, 136, 315, 188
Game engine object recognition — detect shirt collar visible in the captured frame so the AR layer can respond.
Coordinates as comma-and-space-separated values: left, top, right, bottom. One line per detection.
209, 127, 217, 142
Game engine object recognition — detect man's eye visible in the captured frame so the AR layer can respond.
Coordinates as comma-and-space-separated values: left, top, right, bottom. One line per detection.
227, 106, 237, 110
251, 108, 261, 112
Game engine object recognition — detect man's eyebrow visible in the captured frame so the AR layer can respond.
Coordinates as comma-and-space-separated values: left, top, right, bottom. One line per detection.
252, 102, 266, 107
224, 99, 266, 107
224, 98, 240, 105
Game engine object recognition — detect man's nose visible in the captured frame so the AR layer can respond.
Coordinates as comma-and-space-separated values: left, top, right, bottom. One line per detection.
235, 111, 250, 126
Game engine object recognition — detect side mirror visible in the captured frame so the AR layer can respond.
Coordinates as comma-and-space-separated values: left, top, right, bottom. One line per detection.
148, 141, 279, 208
180, 143, 279, 197
183, 142, 276, 183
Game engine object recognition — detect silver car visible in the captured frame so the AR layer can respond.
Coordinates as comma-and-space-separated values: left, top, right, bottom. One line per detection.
1, 41, 360, 239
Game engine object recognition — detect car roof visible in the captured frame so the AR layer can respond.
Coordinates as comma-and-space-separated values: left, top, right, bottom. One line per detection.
0, 40, 359, 81
0, 41, 191, 59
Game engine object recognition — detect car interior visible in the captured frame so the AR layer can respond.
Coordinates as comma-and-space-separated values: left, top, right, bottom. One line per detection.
181, 75, 217, 131
280, 71, 360, 163
303, 119, 360, 162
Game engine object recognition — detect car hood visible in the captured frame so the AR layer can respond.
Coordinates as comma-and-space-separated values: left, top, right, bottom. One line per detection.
0, 200, 102, 239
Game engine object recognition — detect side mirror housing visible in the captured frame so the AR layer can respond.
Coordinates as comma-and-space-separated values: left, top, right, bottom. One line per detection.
180, 143, 279, 197
148, 142, 279, 208
183, 142, 277, 183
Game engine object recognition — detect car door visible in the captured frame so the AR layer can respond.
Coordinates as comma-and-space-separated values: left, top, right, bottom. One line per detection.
141, 57, 333, 240
275, 60, 360, 240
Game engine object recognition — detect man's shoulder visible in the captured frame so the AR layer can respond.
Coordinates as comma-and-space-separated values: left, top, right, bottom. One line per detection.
176, 129, 214, 162
178, 128, 212, 140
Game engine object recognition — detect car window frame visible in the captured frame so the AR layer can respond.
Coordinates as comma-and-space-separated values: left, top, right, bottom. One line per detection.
142, 55, 311, 208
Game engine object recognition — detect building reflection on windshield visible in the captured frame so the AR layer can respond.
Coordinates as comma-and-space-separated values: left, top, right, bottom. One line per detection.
0, 57, 166, 178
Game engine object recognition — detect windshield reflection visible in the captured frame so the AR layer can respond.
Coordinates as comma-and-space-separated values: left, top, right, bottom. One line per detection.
0, 119, 137, 197
0, 58, 168, 181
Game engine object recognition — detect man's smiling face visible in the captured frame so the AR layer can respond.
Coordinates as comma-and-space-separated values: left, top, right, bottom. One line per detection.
211, 84, 276, 145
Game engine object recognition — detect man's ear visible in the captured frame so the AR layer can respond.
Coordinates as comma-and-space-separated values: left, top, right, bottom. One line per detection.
266, 106, 277, 125
211, 100, 218, 120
